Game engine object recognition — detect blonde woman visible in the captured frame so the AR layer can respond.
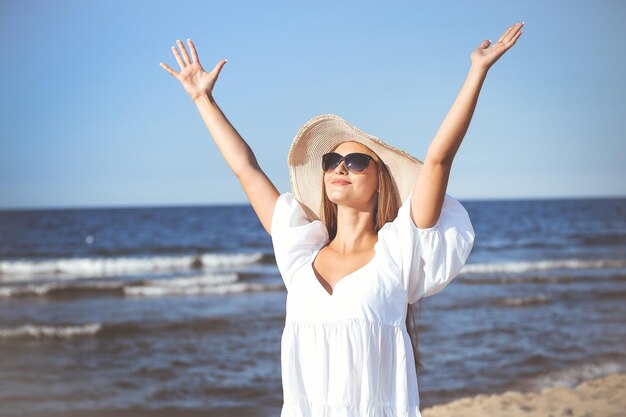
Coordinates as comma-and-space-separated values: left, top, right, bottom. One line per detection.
161, 21, 523, 416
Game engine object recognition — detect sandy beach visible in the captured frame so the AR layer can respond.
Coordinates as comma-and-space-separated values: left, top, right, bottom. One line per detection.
422, 372, 625, 417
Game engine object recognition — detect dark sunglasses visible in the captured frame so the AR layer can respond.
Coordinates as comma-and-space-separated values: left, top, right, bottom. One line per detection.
322, 152, 375, 173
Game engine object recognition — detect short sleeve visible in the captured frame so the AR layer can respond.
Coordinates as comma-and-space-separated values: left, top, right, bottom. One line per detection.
377, 190, 475, 304
271, 192, 329, 290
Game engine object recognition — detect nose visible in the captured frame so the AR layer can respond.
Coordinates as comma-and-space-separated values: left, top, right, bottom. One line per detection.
334, 160, 348, 174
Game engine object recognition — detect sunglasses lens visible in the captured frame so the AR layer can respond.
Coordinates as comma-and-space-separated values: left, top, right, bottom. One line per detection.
345, 154, 371, 173
322, 153, 342, 172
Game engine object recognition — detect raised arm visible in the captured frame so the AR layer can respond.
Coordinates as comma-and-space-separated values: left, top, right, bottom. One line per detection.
411, 22, 524, 228
160, 39, 280, 235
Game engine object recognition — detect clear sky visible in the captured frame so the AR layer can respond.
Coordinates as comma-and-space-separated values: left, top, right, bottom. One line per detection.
1, 0, 624, 209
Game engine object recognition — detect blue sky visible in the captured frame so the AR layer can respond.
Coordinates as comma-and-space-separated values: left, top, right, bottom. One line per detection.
0, 0, 624, 209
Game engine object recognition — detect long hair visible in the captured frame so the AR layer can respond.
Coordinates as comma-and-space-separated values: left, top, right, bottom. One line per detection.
319, 141, 425, 377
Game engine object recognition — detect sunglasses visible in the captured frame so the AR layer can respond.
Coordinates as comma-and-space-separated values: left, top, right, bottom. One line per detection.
321, 152, 375, 173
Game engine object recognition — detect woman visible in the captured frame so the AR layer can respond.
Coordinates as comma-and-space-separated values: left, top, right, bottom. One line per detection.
160, 21, 523, 416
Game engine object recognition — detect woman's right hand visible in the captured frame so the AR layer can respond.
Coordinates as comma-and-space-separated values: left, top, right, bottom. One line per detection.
160, 39, 227, 101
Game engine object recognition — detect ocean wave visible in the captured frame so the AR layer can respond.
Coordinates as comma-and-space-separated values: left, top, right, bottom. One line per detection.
461, 258, 626, 275
0, 312, 281, 339
0, 280, 123, 297
124, 279, 283, 297
589, 289, 626, 300
522, 359, 626, 391
0, 273, 285, 299
0, 323, 102, 339
97, 317, 235, 336
0, 252, 264, 281
494, 294, 551, 307
457, 272, 626, 285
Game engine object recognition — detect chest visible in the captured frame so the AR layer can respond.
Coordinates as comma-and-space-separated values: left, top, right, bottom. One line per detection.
285, 250, 407, 324
311, 246, 376, 295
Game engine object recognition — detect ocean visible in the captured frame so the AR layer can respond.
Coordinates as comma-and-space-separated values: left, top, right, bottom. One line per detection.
1, 196, 625, 416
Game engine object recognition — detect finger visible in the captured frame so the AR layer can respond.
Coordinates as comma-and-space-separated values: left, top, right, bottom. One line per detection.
507, 28, 523, 46
496, 24, 516, 43
211, 59, 228, 77
171, 45, 186, 70
187, 38, 199, 64
504, 22, 524, 43
176, 39, 192, 66
480, 39, 491, 49
159, 62, 179, 77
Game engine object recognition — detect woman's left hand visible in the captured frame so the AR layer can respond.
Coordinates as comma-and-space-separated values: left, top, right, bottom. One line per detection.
470, 22, 524, 72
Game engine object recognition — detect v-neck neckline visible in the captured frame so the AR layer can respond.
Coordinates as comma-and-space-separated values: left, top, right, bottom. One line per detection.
310, 243, 378, 297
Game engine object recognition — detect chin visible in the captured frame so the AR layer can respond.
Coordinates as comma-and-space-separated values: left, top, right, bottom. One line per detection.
328, 190, 357, 205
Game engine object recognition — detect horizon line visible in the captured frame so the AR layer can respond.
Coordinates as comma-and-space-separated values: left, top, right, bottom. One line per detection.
1, 193, 625, 212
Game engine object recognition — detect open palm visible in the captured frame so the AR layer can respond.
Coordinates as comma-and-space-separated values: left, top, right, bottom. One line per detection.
160, 39, 227, 100
471, 22, 524, 71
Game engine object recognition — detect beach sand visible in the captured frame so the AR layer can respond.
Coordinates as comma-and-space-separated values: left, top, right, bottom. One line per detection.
422, 372, 625, 417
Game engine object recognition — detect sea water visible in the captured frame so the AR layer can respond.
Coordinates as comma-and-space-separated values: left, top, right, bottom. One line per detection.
1, 197, 625, 416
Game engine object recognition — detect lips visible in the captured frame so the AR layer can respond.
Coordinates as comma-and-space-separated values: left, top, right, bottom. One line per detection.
331, 179, 351, 185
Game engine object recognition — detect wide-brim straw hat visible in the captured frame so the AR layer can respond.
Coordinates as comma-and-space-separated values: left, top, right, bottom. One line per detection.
288, 114, 424, 222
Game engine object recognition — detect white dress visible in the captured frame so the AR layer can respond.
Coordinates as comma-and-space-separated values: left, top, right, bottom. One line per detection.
270, 190, 475, 417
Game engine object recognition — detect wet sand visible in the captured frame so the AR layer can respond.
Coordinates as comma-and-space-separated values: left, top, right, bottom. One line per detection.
422, 372, 626, 417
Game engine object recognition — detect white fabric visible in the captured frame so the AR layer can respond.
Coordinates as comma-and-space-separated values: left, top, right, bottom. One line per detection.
271, 190, 475, 417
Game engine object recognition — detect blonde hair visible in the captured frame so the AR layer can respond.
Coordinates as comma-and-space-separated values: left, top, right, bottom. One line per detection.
319, 141, 425, 377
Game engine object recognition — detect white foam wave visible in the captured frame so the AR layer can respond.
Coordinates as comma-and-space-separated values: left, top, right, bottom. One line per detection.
142, 273, 239, 287
525, 360, 626, 390
462, 258, 626, 274
0, 272, 240, 298
0, 323, 102, 338
125, 281, 284, 297
0, 252, 264, 281
0, 280, 122, 297
497, 294, 550, 307
0, 272, 283, 298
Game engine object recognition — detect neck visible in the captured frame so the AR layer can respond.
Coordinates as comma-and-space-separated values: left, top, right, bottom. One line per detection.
330, 205, 378, 254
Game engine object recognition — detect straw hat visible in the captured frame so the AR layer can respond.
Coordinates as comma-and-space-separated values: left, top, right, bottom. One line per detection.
288, 114, 424, 222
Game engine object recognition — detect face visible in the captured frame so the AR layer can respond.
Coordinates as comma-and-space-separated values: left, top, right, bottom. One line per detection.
323, 141, 379, 209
